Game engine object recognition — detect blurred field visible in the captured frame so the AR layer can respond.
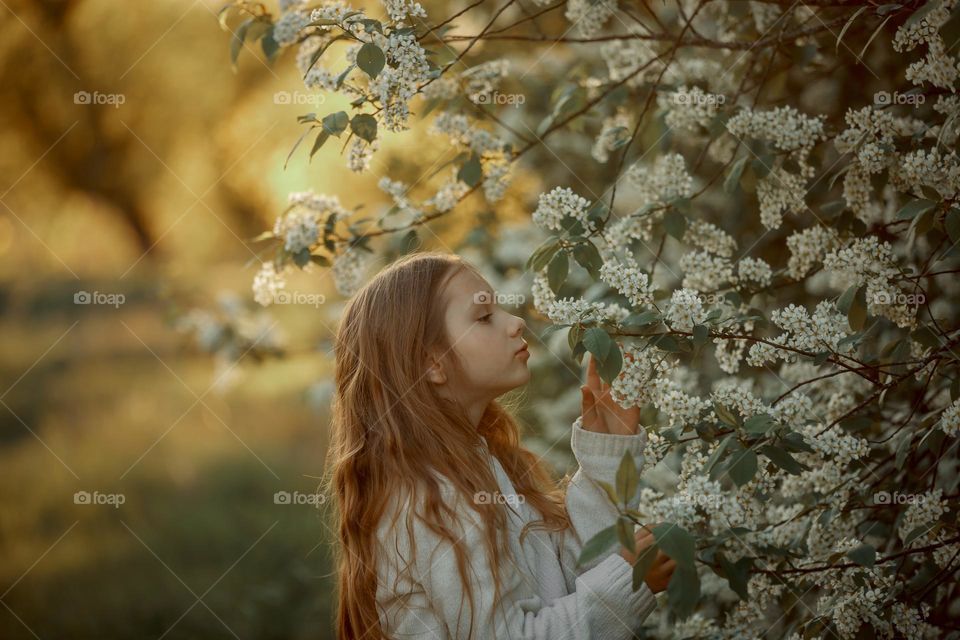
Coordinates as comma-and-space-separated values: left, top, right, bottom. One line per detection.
0, 269, 339, 639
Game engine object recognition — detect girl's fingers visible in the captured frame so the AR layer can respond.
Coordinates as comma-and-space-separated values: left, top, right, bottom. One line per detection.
586, 354, 602, 396
581, 386, 606, 433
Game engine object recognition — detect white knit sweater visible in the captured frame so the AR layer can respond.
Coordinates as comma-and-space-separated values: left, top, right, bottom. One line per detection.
374, 416, 659, 639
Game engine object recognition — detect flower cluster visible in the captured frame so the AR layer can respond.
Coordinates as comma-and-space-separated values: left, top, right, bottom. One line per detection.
599, 256, 656, 308
665, 288, 707, 331
823, 236, 919, 328
532, 187, 596, 235
747, 300, 853, 366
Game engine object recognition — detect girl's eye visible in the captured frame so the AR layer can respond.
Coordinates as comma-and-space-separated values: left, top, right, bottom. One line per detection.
479, 313, 493, 323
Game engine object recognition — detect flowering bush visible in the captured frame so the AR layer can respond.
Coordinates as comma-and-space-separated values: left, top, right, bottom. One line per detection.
218, 0, 960, 636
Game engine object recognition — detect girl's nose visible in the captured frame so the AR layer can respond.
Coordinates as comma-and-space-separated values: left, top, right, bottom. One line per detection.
511, 315, 526, 336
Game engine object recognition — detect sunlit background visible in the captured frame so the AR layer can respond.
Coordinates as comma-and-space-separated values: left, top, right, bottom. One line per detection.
0, 1, 586, 637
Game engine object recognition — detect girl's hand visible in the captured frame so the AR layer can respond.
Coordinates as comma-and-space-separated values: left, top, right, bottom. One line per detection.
619, 524, 677, 594
580, 352, 641, 435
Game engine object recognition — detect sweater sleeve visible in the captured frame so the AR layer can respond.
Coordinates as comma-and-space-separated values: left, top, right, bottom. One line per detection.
554, 416, 650, 589
383, 481, 657, 640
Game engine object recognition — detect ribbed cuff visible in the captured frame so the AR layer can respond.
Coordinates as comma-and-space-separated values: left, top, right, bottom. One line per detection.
570, 415, 648, 458
576, 553, 658, 634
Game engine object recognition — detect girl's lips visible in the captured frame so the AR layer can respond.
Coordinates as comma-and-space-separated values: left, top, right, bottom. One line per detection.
515, 345, 529, 358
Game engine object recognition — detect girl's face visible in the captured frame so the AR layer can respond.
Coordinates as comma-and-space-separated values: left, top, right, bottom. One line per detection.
428, 269, 530, 415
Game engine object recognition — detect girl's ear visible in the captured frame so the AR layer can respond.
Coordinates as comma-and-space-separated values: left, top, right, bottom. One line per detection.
426, 356, 447, 385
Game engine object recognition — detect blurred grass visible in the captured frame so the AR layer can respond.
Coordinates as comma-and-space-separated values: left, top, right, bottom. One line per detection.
0, 282, 337, 639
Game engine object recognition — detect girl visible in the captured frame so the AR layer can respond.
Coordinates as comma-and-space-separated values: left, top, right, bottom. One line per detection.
326, 251, 675, 639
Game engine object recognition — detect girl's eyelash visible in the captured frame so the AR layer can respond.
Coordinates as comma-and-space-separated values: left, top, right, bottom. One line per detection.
479, 313, 493, 323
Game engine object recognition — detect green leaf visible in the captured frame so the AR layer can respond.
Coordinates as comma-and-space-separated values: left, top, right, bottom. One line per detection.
594, 480, 621, 507
714, 403, 740, 427
846, 543, 876, 568
945, 208, 960, 244
895, 198, 936, 221
457, 153, 482, 187
231, 18, 255, 69
527, 238, 560, 272
743, 413, 775, 434
652, 523, 696, 567
598, 342, 623, 384
632, 543, 660, 591
760, 444, 807, 475
322, 111, 349, 136
652, 334, 681, 352
616, 517, 636, 554
728, 449, 758, 487
664, 210, 687, 240
848, 285, 867, 332
309, 130, 330, 160
616, 451, 639, 505
398, 229, 419, 255
583, 327, 614, 361
705, 434, 733, 475
284, 126, 317, 169
623, 310, 660, 327
293, 247, 311, 268
356, 42, 385, 78
666, 564, 700, 619
547, 251, 568, 294
261, 26, 279, 63
724, 156, 748, 194
719, 555, 752, 600
692, 324, 709, 348
837, 283, 859, 314
572, 241, 603, 278
578, 525, 618, 567
350, 113, 378, 142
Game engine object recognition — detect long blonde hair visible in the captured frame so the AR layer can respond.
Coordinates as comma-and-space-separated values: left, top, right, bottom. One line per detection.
323, 251, 572, 639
